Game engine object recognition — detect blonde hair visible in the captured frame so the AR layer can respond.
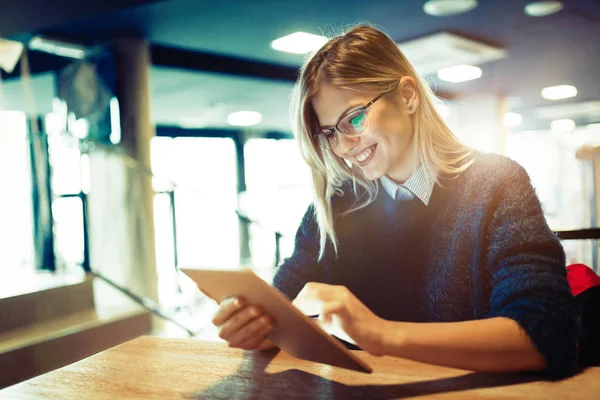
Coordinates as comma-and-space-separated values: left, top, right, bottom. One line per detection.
290, 25, 473, 260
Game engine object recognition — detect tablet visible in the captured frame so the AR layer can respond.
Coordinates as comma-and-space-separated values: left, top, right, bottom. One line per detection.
180, 268, 372, 373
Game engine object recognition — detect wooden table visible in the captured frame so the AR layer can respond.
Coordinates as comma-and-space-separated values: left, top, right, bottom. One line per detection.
2, 336, 599, 399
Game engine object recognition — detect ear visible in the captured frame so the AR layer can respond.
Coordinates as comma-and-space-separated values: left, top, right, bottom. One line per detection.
399, 76, 419, 115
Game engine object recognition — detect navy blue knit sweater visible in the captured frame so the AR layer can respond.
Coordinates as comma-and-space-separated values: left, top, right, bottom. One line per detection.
273, 152, 578, 376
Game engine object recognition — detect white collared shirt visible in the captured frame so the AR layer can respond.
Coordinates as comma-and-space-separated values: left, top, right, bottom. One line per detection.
379, 164, 438, 205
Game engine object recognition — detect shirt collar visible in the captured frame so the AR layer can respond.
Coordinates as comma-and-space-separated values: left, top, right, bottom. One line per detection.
380, 164, 438, 206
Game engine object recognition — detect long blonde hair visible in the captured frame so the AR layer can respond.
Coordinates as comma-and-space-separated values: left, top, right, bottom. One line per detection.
290, 25, 473, 260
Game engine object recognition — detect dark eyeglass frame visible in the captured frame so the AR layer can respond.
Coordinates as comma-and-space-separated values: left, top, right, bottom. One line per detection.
315, 92, 385, 150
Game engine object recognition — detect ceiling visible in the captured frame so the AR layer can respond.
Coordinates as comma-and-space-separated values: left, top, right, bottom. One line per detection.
150, 67, 294, 131
3, 0, 600, 132
0, 0, 161, 38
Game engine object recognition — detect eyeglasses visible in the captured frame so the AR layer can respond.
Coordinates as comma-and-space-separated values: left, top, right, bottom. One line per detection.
315, 93, 384, 150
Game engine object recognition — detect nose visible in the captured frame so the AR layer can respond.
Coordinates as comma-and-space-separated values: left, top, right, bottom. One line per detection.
336, 133, 360, 156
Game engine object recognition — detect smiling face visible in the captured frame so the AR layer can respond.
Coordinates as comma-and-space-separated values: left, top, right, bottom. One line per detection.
312, 77, 419, 183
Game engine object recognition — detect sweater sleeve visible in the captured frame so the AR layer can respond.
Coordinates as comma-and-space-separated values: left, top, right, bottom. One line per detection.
272, 205, 324, 300
485, 160, 578, 377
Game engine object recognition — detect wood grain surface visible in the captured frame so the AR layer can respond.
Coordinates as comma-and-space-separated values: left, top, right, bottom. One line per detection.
2, 336, 599, 399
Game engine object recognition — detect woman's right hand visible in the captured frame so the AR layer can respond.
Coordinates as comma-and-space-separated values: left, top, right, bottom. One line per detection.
211, 297, 276, 350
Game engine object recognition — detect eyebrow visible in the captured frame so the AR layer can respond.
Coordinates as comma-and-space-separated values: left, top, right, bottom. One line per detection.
319, 103, 363, 130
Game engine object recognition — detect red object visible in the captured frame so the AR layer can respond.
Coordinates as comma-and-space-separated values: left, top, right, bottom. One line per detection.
566, 264, 600, 297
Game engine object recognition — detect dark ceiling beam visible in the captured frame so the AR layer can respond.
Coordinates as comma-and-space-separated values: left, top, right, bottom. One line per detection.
0, 0, 164, 38
151, 44, 298, 83
156, 125, 239, 139
2, 43, 300, 84
155, 125, 293, 140
2, 40, 457, 93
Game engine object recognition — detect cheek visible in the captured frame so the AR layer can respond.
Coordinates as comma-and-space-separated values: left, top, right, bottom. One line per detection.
332, 147, 345, 160
369, 124, 410, 163
379, 117, 412, 146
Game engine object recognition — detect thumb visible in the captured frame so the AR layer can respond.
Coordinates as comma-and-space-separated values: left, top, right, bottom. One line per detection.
320, 301, 344, 324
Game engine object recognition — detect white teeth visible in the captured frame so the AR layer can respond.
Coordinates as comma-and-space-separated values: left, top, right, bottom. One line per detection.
356, 146, 373, 162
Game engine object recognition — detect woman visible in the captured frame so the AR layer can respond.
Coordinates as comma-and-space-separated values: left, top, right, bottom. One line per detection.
211, 25, 577, 377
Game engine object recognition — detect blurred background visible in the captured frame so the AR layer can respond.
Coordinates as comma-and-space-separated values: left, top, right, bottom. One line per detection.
1, 0, 599, 388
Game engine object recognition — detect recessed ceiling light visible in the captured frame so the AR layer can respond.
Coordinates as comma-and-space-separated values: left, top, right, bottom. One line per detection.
541, 85, 578, 100
437, 64, 482, 82
551, 119, 575, 132
271, 32, 327, 54
503, 112, 523, 127
423, 0, 478, 16
524, 1, 563, 17
179, 116, 209, 129
227, 111, 262, 127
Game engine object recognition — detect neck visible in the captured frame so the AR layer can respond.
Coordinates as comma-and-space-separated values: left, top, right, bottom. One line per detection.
385, 140, 419, 183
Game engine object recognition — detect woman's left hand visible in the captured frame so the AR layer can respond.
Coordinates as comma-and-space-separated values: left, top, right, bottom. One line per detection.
292, 282, 388, 356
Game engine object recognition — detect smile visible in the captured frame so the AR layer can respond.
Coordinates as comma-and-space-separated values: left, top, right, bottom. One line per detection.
354, 144, 377, 167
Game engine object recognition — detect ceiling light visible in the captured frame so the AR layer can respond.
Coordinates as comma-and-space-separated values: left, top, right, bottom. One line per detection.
524, 1, 564, 17
551, 119, 575, 133
503, 112, 523, 127
29, 36, 86, 59
179, 116, 210, 129
541, 85, 577, 100
423, 0, 478, 16
271, 32, 327, 54
437, 64, 482, 82
227, 111, 262, 127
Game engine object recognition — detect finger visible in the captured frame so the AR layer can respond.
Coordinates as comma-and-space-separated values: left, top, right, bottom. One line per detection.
321, 300, 344, 324
256, 339, 276, 351
296, 282, 338, 302
241, 324, 275, 350
228, 314, 273, 348
218, 306, 262, 340
235, 319, 275, 350
292, 296, 324, 316
212, 297, 244, 326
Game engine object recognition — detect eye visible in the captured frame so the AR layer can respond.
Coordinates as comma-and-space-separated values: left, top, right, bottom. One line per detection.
349, 112, 366, 130
322, 129, 336, 139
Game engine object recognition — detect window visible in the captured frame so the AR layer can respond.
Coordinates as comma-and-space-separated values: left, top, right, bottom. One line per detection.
51, 197, 84, 266
0, 111, 34, 273
506, 128, 600, 268
151, 136, 239, 304
45, 112, 85, 270
241, 138, 312, 271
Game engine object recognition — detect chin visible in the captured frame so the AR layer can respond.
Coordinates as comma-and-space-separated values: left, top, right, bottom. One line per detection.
360, 166, 385, 181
